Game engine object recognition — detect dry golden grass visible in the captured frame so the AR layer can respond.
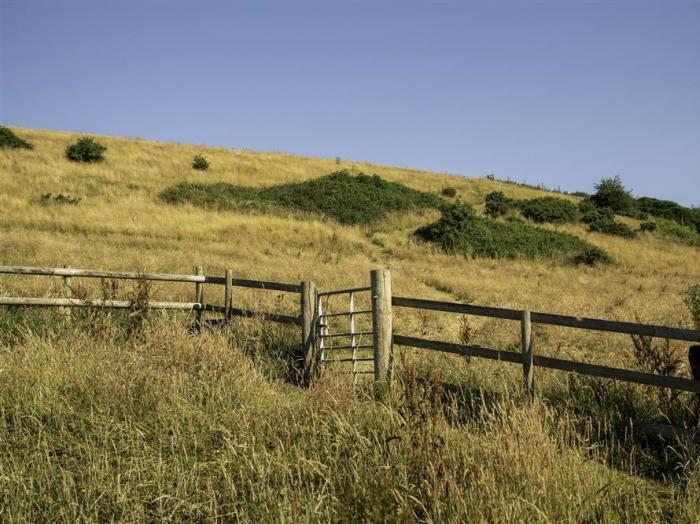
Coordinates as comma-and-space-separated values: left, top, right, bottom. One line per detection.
2, 126, 700, 521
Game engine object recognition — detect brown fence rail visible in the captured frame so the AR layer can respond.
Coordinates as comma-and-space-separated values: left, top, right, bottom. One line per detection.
0, 265, 303, 327
393, 296, 700, 343
394, 335, 700, 394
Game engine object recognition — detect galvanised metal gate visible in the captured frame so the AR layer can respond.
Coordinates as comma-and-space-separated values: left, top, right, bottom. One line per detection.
316, 285, 374, 380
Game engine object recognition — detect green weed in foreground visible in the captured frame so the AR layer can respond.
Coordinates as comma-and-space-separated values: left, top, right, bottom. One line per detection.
160, 171, 442, 224
417, 203, 609, 263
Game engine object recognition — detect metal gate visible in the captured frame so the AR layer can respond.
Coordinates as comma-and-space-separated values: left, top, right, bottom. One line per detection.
317, 285, 374, 380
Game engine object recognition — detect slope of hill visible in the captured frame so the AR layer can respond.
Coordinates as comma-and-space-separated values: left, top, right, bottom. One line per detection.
1, 126, 700, 521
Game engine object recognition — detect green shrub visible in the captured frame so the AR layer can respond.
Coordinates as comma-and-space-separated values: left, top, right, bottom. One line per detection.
518, 196, 578, 224
587, 217, 636, 238
577, 198, 596, 214
639, 221, 657, 232
0, 126, 33, 149
683, 285, 700, 329
590, 176, 637, 216
572, 246, 613, 266
415, 203, 605, 261
441, 186, 457, 198
655, 218, 700, 246
192, 154, 209, 171
484, 191, 514, 217
636, 196, 700, 233
161, 171, 442, 225
65, 137, 106, 163
581, 207, 614, 225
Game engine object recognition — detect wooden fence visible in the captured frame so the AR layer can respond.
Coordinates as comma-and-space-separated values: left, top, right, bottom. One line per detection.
2, 265, 700, 397
0, 265, 303, 329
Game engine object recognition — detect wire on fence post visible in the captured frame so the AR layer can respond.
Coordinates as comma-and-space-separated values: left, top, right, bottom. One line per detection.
194, 266, 203, 331
521, 309, 534, 399
224, 269, 232, 322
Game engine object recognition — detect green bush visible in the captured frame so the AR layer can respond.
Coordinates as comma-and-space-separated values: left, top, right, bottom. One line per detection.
684, 285, 700, 329
587, 217, 636, 238
572, 246, 613, 266
65, 137, 106, 163
441, 186, 457, 198
484, 191, 514, 217
590, 176, 637, 216
636, 196, 700, 233
639, 221, 657, 232
0, 126, 33, 149
192, 154, 209, 171
415, 203, 606, 262
581, 207, 614, 225
655, 218, 700, 246
577, 198, 596, 214
161, 171, 442, 225
518, 196, 578, 224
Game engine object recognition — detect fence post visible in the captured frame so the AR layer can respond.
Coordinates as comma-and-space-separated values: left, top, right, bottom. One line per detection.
521, 310, 534, 399
371, 268, 393, 398
689, 346, 700, 381
62, 265, 72, 318
224, 269, 233, 322
301, 281, 317, 386
194, 266, 204, 331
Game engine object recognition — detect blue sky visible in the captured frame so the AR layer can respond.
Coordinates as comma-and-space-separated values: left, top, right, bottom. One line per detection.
1, 1, 699, 205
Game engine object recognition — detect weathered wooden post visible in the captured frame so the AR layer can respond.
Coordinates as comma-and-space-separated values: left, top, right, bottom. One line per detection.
521, 310, 534, 399
301, 280, 317, 386
224, 269, 233, 322
194, 266, 204, 331
62, 265, 72, 318
371, 268, 393, 398
689, 345, 700, 382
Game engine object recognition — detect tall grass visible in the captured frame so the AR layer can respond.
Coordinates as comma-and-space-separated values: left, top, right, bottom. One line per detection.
1, 314, 699, 522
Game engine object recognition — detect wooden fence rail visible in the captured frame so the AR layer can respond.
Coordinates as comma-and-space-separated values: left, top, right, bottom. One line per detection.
394, 335, 700, 394
0, 265, 304, 327
0, 265, 302, 293
393, 296, 700, 343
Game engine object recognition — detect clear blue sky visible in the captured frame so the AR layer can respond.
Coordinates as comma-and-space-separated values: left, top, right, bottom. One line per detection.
2, 1, 699, 205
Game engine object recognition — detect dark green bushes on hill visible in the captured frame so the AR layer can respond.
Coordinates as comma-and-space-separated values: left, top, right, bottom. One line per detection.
65, 137, 106, 163
519, 196, 578, 224
484, 191, 515, 217
416, 203, 608, 263
161, 171, 442, 225
0, 126, 33, 149
572, 246, 613, 266
636, 197, 700, 233
587, 217, 636, 238
590, 176, 636, 216
485, 192, 577, 224
192, 154, 209, 171
655, 219, 700, 246
579, 200, 615, 224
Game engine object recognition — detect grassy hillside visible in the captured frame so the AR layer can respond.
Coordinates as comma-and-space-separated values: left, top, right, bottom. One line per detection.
2, 126, 700, 521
